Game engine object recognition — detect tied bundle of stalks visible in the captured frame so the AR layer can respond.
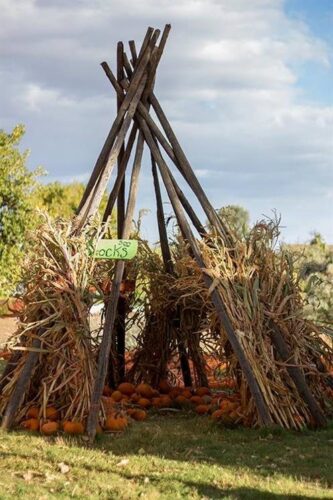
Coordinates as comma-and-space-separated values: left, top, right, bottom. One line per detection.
0, 215, 112, 426
199, 218, 333, 428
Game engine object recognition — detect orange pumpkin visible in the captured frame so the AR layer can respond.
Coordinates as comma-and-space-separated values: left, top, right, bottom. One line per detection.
131, 409, 147, 421
20, 418, 40, 431
41, 421, 59, 435
211, 409, 224, 421
26, 406, 39, 419
195, 404, 210, 415
136, 383, 154, 399
45, 406, 59, 421
111, 390, 123, 402
182, 389, 192, 399
118, 382, 135, 396
190, 396, 204, 406
158, 380, 171, 394
104, 415, 128, 432
63, 421, 84, 434
130, 393, 140, 403
158, 395, 172, 408
175, 395, 187, 405
138, 398, 151, 409
169, 387, 182, 399
196, 387, 210, 397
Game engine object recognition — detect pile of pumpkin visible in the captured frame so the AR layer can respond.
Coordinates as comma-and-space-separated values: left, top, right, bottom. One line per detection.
18, 381, 243, 435
101, 380, 243, 429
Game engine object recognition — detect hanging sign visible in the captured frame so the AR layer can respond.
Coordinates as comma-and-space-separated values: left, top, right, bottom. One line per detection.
89, 239, 138, 260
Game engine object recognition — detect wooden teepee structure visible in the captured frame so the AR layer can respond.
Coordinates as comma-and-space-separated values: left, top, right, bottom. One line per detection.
74, 25, 327, 439
1, 25, 328, 441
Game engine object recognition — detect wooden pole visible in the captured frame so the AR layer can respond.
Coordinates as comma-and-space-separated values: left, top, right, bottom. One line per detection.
138, 119, 273, 426
86, 130, 145, 441
76, 27, 154, 215
1, 337, 41, 429
75, 29, 160, 229
115, 42, 127, 385
269, 321, 327, 427
102, 122, 138, 223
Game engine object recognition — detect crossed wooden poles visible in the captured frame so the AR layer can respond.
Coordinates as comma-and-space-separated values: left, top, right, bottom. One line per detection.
75, 25, 274, 441
1, 25, 326, 440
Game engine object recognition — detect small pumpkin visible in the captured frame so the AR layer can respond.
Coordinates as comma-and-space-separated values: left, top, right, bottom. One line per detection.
41, 421, 59, 435
63, 421, 84, 434
26, 406, 39, 419
182, 389, 192, 399
211, 409, 224, 421
196, 387, 210, 397
190, 396, 204, 406
136, 383, 154, 399
195, 404, 210, 415
111, 390, 123, 402
131, 409, 147, 421
175, 395, 187, 405
131, 393, 140, 403
158, 395, 172, 408
20, 418, 40, 431
169, 387, 182, 399
118, 382, 135, 396
104, 415, 128, 432
158, 380, 171, 394
45, 406, 59, 420
138, 398, 151, 409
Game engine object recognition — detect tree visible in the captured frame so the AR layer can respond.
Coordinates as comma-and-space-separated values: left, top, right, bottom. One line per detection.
215, 205, 250, 239
0, 125, 42, 295
33, 181, 86, 219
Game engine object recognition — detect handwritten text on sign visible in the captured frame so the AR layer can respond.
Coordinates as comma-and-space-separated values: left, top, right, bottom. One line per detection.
89, 240, 138, 260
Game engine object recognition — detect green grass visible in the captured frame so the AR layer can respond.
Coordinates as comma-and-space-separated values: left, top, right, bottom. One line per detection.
0, 415, 332, 499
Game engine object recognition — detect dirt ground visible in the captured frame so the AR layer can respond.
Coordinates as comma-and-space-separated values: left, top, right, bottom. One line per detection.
0, 316, 17, 347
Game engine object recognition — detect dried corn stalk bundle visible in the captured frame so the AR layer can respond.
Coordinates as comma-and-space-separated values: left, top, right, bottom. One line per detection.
0, 216, 111, 425
198, 219, 333, 428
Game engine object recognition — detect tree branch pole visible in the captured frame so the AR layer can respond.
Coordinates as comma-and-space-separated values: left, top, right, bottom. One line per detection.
139, 118, 273, 426
87, 135, 145, 441
75, 29, 160, 229
269, 321, 326, 427
114, 42, 127, 385
102, 122, 138, 223
1, 337, 42, 429
76, 27, 154, 216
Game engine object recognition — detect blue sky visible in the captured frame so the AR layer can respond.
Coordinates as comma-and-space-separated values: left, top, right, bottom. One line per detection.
1, 0, 332, 243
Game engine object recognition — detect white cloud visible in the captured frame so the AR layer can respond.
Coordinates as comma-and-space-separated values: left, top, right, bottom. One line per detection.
0, 0, 332, 242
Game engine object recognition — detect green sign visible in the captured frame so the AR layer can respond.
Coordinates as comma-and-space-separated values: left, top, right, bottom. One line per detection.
89, 239, 138, 260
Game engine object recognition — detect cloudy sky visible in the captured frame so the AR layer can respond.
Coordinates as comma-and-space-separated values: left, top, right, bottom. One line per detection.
1, 0, 333, 243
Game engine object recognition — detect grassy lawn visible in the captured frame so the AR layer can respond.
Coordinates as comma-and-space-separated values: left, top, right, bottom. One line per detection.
0, 414, 332, 499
